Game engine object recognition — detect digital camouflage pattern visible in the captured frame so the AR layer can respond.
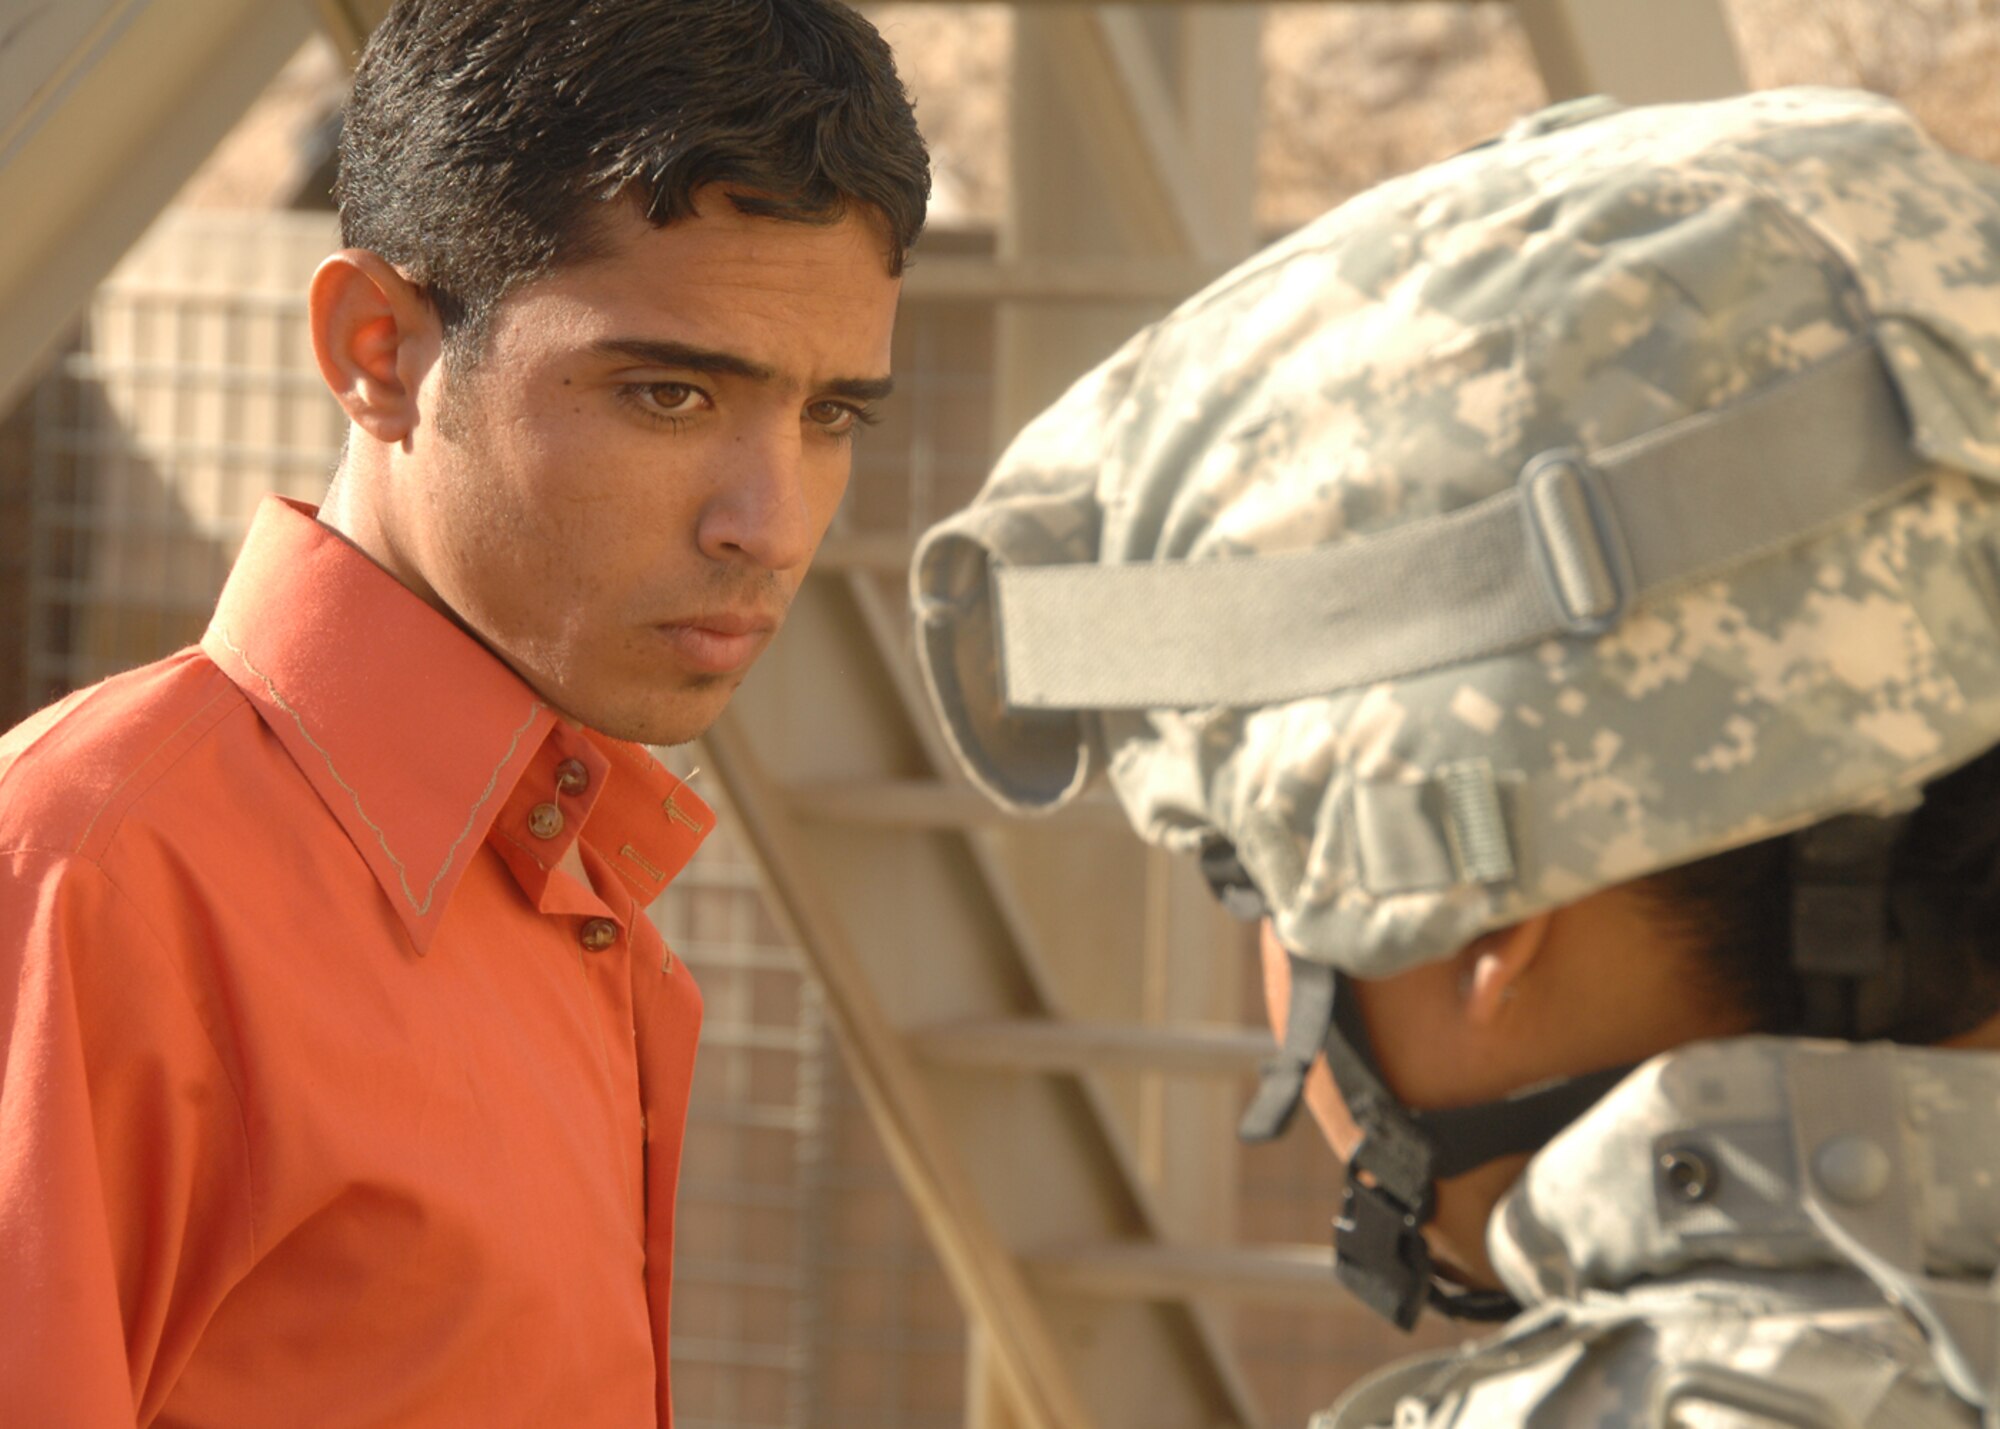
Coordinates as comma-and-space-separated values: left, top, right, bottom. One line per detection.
912, 88, 2000, 977
1318, 1037, 2000, 1426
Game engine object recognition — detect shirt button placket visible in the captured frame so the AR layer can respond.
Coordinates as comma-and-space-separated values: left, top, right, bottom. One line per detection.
579, 917, 619, 953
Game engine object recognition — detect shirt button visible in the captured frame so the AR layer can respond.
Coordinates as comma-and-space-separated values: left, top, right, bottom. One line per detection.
579, 918, 619, 952
555, 759, 590, 796
528, 801, 564, 840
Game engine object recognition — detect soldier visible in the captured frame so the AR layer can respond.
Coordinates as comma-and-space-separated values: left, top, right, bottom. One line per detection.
911, 89, 2000, 1424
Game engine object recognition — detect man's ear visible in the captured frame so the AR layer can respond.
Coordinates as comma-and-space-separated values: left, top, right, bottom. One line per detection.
1461, 912, 1554, 1027
308, 249, 442, 447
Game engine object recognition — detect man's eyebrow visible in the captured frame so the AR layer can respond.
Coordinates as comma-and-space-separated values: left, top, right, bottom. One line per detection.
593, 338, 776, 382
591, 338, 893, 401
823, 374, 895, 402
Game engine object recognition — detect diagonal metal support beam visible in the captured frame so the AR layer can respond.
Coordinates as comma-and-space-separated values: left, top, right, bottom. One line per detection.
310, 0, 372, 59
1024, 1241, 1344, 1307
0, 0, 308, 414
1072, 8, 1236, 262
838, 571, 1268, 1425
786, 776, 1129, 831
912, 1018, 1270, 1075
708, 566, 1267, 1427
700, 712, 1097, 1429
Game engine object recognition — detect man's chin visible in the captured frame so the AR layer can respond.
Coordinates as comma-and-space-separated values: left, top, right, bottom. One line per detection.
567, 679, 739, 749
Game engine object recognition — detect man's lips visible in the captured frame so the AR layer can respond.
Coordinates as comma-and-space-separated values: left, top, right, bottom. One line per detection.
654, 611, 778, 674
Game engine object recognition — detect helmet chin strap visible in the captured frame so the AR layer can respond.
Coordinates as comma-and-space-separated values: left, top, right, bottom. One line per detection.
1218, 811, 1986, 1330
1238, 949, 1631, 1330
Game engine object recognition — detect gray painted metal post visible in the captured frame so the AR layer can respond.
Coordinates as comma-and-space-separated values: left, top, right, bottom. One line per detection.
1513, 0, 1747, 103
0, 0, 309, 415
986, 7, 1265, 1424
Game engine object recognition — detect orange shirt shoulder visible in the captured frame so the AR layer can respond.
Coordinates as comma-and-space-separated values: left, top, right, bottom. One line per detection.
0, 498, 712, 1429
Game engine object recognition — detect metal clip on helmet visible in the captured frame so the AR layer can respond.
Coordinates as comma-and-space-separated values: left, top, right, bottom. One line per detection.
912, 89, 2000, 1327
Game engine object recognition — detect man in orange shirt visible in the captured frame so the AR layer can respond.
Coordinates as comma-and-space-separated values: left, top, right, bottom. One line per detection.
0, 2, 927, 1424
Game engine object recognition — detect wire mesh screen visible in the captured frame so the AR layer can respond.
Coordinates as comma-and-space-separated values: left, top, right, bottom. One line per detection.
652, 775, 968, 1429
18, 212, 343, 708
648, 766, 832, 1429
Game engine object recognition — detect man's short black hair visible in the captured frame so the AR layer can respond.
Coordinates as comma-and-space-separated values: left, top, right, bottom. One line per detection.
336, 0, 930, 355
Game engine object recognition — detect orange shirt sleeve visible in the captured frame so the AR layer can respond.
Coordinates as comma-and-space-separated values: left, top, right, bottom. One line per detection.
1, 850, 256, 1427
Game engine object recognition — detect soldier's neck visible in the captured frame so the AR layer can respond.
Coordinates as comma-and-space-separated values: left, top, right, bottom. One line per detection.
1941, 1009, 2000, 1051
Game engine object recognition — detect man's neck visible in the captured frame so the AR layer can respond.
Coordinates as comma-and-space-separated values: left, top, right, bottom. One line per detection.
317, 456, 456, 629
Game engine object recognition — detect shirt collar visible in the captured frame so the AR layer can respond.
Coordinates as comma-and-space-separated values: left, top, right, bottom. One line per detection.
203, 497, 711, 953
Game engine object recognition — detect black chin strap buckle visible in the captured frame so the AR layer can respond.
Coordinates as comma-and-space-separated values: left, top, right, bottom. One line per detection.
1332, 1135, 1524, 1329
1235, 954, 1456, 1328
1333, 1163, 1434, 1330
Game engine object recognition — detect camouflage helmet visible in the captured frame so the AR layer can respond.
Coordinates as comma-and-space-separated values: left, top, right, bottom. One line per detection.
912, 88, 2000, 980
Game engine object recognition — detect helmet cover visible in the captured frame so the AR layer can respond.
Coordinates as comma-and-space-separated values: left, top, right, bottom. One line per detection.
912, 88, 2000, 978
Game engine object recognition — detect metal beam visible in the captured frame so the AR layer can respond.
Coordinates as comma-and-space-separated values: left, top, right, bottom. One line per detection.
997, 3, 1263, 443
786, 778, 1129, 831
912, 1018, 1270, 1076
1024, 1242, 1343, 1308
886, 0, 1501, 5
701, 713, 1099, 1429
903, 255, 1229, 305
0, 0, 308, 414
0, 1, 138, 161
1512, 0, 1746, 103
1076, 9, 1235, 263
310, 0, 391, 62
856, 569, 1268, 1425
710, 564, 1268, 1427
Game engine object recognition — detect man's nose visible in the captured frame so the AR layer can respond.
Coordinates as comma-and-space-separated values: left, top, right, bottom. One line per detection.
696, 428, 816, 573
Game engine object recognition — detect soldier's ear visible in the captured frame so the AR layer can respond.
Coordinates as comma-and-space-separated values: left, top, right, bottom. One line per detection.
1461, 913, 1552, 1027
308, 248, 443, 447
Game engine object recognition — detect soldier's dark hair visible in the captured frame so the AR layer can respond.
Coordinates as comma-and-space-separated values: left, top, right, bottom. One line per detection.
1643, 743, 2000, 1044
335, 0, 930, 359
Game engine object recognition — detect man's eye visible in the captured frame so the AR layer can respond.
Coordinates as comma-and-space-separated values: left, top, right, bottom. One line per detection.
625, 383, 708, 420
807, 400, 878, 437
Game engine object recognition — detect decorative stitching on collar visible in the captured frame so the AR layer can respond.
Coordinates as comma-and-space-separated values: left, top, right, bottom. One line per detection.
663, 785, 706, 834
619, 843, 666, 883
215, 625, 545, 916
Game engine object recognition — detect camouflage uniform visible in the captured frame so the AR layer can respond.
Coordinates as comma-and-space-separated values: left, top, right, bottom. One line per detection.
911, 88, 2000, 1424
1320, 1038, 1996, 1427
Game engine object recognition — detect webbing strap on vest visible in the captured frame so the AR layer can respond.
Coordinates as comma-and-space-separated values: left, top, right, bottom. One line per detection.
993, 341, 1928, 710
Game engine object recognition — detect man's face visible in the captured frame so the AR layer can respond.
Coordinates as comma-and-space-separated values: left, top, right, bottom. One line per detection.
398, 189, 901, 745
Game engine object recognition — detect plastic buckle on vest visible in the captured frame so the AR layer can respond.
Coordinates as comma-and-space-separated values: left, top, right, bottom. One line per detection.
1520, 449, 1635, 636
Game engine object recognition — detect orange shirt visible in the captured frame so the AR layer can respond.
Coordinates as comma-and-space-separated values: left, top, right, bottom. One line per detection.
0, 497, 712, 1428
